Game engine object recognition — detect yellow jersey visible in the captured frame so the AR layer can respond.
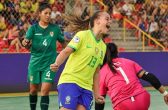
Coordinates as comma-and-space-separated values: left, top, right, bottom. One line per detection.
58, 30, 106, 91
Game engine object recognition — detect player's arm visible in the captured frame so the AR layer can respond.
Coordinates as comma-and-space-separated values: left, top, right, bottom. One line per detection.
22, 26, 34, 49
58, 36, 67, 48
51, 31, 83, 72
138, 70, 168, 105
50, 46, 74, 72
56, 26, 67, 48
95, 66, 107, 110
93, 66, 105, 104
22, 38, 31, 48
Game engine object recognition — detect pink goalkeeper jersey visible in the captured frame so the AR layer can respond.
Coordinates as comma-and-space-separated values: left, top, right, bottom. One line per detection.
99, 58, 146, 108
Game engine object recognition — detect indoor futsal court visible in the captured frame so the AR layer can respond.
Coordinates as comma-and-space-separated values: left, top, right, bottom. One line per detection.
0, 89, 168, 110
0, 0, 168, 110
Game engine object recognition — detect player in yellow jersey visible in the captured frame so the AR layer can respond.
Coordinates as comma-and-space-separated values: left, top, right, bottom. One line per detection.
50, 11, 112, 110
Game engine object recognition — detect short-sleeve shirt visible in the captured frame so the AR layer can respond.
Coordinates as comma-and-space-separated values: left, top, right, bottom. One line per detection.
99, 58, 146, 108
58, 29, 106, 91
26, 23, 64, 71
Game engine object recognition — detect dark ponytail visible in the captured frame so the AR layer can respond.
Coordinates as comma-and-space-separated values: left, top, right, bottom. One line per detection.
105, 43, 118, 73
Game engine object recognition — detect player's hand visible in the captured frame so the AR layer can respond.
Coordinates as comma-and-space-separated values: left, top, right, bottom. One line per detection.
22, 39, 30, 46
22, 39, 31, 49
164, 94, 168, 105
95, 94, 105, 104
50, 63, 59, 72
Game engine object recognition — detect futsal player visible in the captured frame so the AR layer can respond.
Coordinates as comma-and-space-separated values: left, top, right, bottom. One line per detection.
95, 43, 168, 110
22, 3, 65, 110
50, 11, 112, 110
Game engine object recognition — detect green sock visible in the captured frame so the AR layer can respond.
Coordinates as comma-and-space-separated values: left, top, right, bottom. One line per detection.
40, 96, 49, 110
29, 94, 37, 110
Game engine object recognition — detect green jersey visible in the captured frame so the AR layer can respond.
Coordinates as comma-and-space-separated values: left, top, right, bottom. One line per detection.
26, 23, 64, 71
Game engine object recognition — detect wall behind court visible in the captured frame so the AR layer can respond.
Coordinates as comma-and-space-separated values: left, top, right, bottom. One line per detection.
0, 52, 168, 93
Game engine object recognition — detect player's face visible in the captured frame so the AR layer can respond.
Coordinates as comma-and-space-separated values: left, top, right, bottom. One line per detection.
96, 12, 111, 34
39, 8, 51, 24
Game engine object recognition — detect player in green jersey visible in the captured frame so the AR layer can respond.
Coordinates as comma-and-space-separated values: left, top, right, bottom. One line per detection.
22, 3, 65, 110
50, 11, 112, 110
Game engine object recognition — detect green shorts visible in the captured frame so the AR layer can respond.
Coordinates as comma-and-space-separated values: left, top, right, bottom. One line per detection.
28, 67, 56, 84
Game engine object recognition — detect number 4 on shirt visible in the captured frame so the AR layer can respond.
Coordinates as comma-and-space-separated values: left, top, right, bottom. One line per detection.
43, 39, 48, 46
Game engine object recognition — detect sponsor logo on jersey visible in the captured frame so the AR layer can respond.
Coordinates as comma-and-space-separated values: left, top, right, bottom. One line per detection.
65, 96, 71, 104
44, 77, 52, 80
34, 33, 42, 35
86, 44, 92, 48
50, 32, 54, 37
73, 36, 80, 43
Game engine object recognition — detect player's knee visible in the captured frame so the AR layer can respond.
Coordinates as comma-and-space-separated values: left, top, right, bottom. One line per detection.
41, 89, 50, 96
30, 90, 38, 95
77, 104, 86, 110
60, 107, 71, 110
30, 88, 38, 95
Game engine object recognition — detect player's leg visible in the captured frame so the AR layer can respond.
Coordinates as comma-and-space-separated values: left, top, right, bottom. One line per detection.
28, 71, 41, 110
58, 83, 81, 110
78, 88, 93, 110
40, 83, 52, 110
59, 107, 71, 110
76, 104, 86, 110
29, 84, 39, 110
40, 68, 56, 110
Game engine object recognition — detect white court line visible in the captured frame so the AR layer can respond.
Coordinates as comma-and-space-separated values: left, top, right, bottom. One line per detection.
0, 91, 58, 97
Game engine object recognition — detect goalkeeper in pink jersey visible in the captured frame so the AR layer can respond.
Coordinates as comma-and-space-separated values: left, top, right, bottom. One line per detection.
95, 43, 168, 110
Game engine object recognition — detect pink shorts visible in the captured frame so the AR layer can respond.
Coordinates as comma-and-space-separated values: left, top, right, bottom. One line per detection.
114, 91, 150, 110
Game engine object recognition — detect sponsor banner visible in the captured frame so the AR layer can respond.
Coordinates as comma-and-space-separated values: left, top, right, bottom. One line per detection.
0, 52, 168, 92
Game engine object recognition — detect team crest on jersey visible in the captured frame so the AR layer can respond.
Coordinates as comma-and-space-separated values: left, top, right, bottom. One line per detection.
65, 96, 71, 104
73, 36, 80, 43
95, 47, 99, 54
50, 32, 54, 37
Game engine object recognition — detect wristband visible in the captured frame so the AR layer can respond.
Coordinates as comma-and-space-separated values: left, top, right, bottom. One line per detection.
162, 91, 168, 96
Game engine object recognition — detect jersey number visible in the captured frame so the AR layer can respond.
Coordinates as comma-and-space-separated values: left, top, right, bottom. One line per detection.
46, 71, 51, 78
88, 56, 97, 68
116, 67, 130, 84
43, 39, 47, 46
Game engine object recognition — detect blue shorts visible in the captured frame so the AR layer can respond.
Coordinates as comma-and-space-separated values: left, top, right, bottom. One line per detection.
57, 83, 93, 110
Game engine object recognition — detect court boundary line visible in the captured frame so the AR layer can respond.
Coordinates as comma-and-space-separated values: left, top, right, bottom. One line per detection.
0, 91, 58, 97
0, 86, 167, 98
